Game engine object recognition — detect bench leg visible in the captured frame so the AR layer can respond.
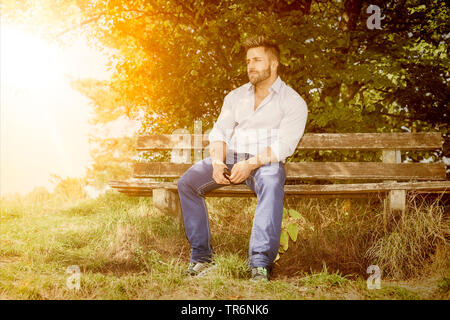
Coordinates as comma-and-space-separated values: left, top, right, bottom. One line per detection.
152, 189, 183, 225
383, 189, 406, 231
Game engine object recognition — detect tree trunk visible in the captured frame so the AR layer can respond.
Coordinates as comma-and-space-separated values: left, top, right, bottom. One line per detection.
339, 0, 362, 31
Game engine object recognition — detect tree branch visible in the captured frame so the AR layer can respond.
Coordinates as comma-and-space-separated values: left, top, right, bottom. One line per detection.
54, 11, 107, 39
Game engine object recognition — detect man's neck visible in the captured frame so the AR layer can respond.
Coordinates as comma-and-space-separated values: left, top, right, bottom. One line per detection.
254, 74, 278, 95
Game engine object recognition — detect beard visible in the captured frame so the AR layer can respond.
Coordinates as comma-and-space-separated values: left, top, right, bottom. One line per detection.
248, 66, 271, 85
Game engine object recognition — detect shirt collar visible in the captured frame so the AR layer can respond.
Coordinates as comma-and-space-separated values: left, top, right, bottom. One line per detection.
246, 76, 283, 94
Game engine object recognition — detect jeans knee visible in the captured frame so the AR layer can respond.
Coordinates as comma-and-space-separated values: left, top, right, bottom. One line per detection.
258, 175, 284, 192
177, 174, 189, 192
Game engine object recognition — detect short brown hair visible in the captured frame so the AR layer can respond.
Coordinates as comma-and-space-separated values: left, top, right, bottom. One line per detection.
243, 36, 280, 63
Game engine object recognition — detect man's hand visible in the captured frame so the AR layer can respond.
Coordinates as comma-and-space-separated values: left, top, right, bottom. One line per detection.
212, 160, 230, 185
229, 160, 254, 184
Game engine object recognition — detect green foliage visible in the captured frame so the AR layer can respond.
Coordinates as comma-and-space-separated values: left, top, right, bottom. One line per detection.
286, 223, 299, 242
298, 264, 350, 288
437, 276, 450, 294
50, 175, 87, 202
94, 0, 446, 174
85, 136, 136, 188
288, 208, 302, 219
277, 207, 303, 260
279, 230, 289, 252
23, 187, 53, 204
2, 0, 449, 182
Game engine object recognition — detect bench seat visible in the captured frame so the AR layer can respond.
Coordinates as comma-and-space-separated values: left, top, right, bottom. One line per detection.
110, 180, 450, 197
109, 132, 449, 220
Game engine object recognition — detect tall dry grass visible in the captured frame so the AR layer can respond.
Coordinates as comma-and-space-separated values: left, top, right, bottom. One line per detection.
270, 193, 449, 280
273, 196, 381, 278
366, 192, 449, 279
1, 188, 448, 299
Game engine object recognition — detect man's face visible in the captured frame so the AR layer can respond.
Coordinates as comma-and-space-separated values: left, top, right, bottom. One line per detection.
246, 47, 272, 85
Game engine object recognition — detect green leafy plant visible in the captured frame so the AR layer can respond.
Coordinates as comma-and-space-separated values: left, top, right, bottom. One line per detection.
276, 208, 304, 261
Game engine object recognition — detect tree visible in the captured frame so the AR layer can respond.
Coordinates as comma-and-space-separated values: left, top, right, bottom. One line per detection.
3, 0, 448, 183
50, 174, 87, 201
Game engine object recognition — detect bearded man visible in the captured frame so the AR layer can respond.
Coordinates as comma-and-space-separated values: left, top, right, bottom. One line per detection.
177, 36, 308, 281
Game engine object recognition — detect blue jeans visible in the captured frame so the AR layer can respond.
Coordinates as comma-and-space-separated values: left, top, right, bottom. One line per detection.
177, 152, 286, 268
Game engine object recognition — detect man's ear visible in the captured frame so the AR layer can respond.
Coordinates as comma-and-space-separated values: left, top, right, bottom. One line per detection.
271, 59, 279, 72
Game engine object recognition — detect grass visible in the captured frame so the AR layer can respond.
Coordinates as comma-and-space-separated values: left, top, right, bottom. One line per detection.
0, 190, 448, 300
366, 193, 450, 279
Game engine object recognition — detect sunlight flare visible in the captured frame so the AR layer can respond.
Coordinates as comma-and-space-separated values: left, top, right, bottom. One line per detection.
0, 25, 109, 196
1, 26, 64, 90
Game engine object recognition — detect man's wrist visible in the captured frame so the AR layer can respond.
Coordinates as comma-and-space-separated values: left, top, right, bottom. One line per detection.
245, 157, 262, 170
212, 159, 225, 166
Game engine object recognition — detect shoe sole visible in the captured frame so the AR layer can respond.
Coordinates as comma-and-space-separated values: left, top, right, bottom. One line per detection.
185, 264, 217, 277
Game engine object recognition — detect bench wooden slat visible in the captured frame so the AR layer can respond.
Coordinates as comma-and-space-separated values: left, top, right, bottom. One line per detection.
136, 133, 443, 151
109, 180, 450, 197
132, 162, 447, 180
112, 131, 448, 216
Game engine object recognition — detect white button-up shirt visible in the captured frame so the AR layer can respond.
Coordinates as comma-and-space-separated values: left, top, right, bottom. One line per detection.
208, 76, 308, 162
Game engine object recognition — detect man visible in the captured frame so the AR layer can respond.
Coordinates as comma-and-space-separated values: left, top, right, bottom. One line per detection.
177, 36, 308, 281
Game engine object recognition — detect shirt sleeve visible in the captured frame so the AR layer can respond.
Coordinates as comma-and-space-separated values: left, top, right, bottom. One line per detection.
270, 94, 308, 162
208, 92, 236, 145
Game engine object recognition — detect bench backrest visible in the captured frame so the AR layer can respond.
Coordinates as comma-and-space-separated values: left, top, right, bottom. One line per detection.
133, 133, 446, 181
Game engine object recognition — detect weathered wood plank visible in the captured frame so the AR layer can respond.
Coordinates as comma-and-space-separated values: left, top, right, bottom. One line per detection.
136, 133, 443, 151
114, 190, 385, 199
152, 189, 182, 220
382, 149, 406, 215
137, 134, 207, 150
132, 162, 447, 180
300, 133, 442, 150
109, 180, 450, 195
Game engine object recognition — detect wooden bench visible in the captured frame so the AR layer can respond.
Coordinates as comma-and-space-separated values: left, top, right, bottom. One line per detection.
109, 132, 450, 224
